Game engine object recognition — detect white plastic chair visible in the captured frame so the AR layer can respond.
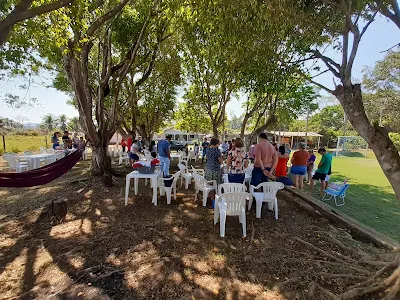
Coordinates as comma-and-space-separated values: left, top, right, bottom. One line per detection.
249, 182, 284, 219
157, 171, 181, 205
40, 147, 47, 153
214, 192, 250, 238
118, 151, 130, 166
217, 183, 247, 196
191, 165, 204, 176
5, 156, 29, 172
177, 163, 192, 189
180, 155, 189, 166
188, 151, 196, 162
192, 173, 217, 207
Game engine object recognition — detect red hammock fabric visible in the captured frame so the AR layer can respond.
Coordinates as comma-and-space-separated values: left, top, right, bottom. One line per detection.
0, 149, 82, 188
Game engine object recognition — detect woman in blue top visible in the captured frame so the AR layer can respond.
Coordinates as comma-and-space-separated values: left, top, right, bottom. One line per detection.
51, 132, 60, 149
204, 138, 223, 184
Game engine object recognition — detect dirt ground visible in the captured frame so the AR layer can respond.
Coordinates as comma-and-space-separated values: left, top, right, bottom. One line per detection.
0, 157, 396, 299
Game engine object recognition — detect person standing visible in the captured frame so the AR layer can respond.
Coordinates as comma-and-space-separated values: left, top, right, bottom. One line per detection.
121, 138, 127, 152
226, 138, 249, 183
137, 136, 143, 153
150, 140, 156, 153
158, 135, 171, 177
306, 149, 316, 183
204, 138, 223, 184
127, 136, 133, 154
251, 132, 278, 186
275, 145, 288, 177
130, 140, 140, 163
309, 148, 333, 196
201, 138, 209, 164
72, 133, 79, 149
248, 142, 256, 163
290, 143, 309, 190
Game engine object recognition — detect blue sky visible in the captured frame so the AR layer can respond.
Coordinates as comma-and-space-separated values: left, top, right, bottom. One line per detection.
0, 14, 398, 123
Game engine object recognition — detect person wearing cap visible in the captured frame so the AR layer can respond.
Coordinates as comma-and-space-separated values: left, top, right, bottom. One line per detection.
309, 147, 333, 196
158, 135, 172, 176
290, 142, 309, 190
250, 132, 278, 186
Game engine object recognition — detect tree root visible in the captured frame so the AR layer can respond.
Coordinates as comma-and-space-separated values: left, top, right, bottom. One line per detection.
342, 258, 400, 299
315, 283, 341, 300
317, 271, 367, 281
293, 237, 354, 264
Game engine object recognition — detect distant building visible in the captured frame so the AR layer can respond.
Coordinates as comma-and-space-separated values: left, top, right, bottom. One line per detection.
154, 129, 205, 144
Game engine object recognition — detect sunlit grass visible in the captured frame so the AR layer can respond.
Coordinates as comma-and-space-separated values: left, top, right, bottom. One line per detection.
313, 152, 400, 241
2, 135, 50, 153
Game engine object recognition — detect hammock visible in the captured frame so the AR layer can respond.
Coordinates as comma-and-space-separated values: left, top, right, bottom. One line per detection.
0, 149, 83, 188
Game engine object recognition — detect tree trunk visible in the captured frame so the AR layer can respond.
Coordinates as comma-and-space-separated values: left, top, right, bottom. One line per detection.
334, 84, 400, 200
212, 122, 219, 139
91, 142, 112, 176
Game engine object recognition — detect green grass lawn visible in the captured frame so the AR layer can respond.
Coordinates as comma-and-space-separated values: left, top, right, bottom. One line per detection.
1, 135, 49, 153
311, 152, 400, 241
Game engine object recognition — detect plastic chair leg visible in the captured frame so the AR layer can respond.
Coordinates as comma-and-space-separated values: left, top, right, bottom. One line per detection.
124, 177, 130, 205
248, 197, 253, 210
274, 199, 279, 220
194, 189, 198, 202
213, 203, 219, 224
173, 185, 177, 200
134, 178, 139, 195
219, 210, 226, 237
256, 200, 262, 219
166, 188, 172, 204
203, 191, 208, 207
185, 177, 190, 189
241, 211, 246, 237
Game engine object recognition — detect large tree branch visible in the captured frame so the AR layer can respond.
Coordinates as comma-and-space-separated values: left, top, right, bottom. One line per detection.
0, 0, 73, 46
86, 0, 130, 37
312, 50, 341, 78
375, 0, 400, 29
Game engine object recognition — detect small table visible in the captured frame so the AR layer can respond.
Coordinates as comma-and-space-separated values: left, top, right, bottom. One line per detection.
125, 170, 162, 206
20, 153, 58, 169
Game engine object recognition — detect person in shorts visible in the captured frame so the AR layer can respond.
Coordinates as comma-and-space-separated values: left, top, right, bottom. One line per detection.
306, 149, 316, 183
130, 140, 140, 163
309, 148, 333, 196
290, 142, 308, 190
250, 132, 278, 186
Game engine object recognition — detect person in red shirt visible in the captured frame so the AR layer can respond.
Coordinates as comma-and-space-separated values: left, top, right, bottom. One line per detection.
290, 142, 309, 190
121, 138, 127, 152
127, 136, 133, 152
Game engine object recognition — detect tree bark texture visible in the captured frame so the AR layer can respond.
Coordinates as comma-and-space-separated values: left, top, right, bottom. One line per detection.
333, 84, 400, 200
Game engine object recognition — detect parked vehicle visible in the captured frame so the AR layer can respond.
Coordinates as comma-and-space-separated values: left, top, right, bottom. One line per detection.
169, 141, 185, 151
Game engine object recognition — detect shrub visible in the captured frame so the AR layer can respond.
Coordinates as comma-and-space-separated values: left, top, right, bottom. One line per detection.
10, 146, 21, 153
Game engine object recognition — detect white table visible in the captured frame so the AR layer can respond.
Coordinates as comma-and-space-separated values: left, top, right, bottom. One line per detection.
223, 173, 251, 184
20, 153, 58, 169
125, 170, 162, 206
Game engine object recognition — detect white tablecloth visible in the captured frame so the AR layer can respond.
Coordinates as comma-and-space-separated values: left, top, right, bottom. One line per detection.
20, 153, 58, 169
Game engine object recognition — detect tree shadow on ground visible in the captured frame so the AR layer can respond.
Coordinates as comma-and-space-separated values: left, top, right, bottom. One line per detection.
0, 158, 394, 300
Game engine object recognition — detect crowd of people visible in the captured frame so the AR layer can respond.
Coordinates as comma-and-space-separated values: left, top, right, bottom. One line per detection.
120, 133, 332, 198
51, 131, 86, 151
